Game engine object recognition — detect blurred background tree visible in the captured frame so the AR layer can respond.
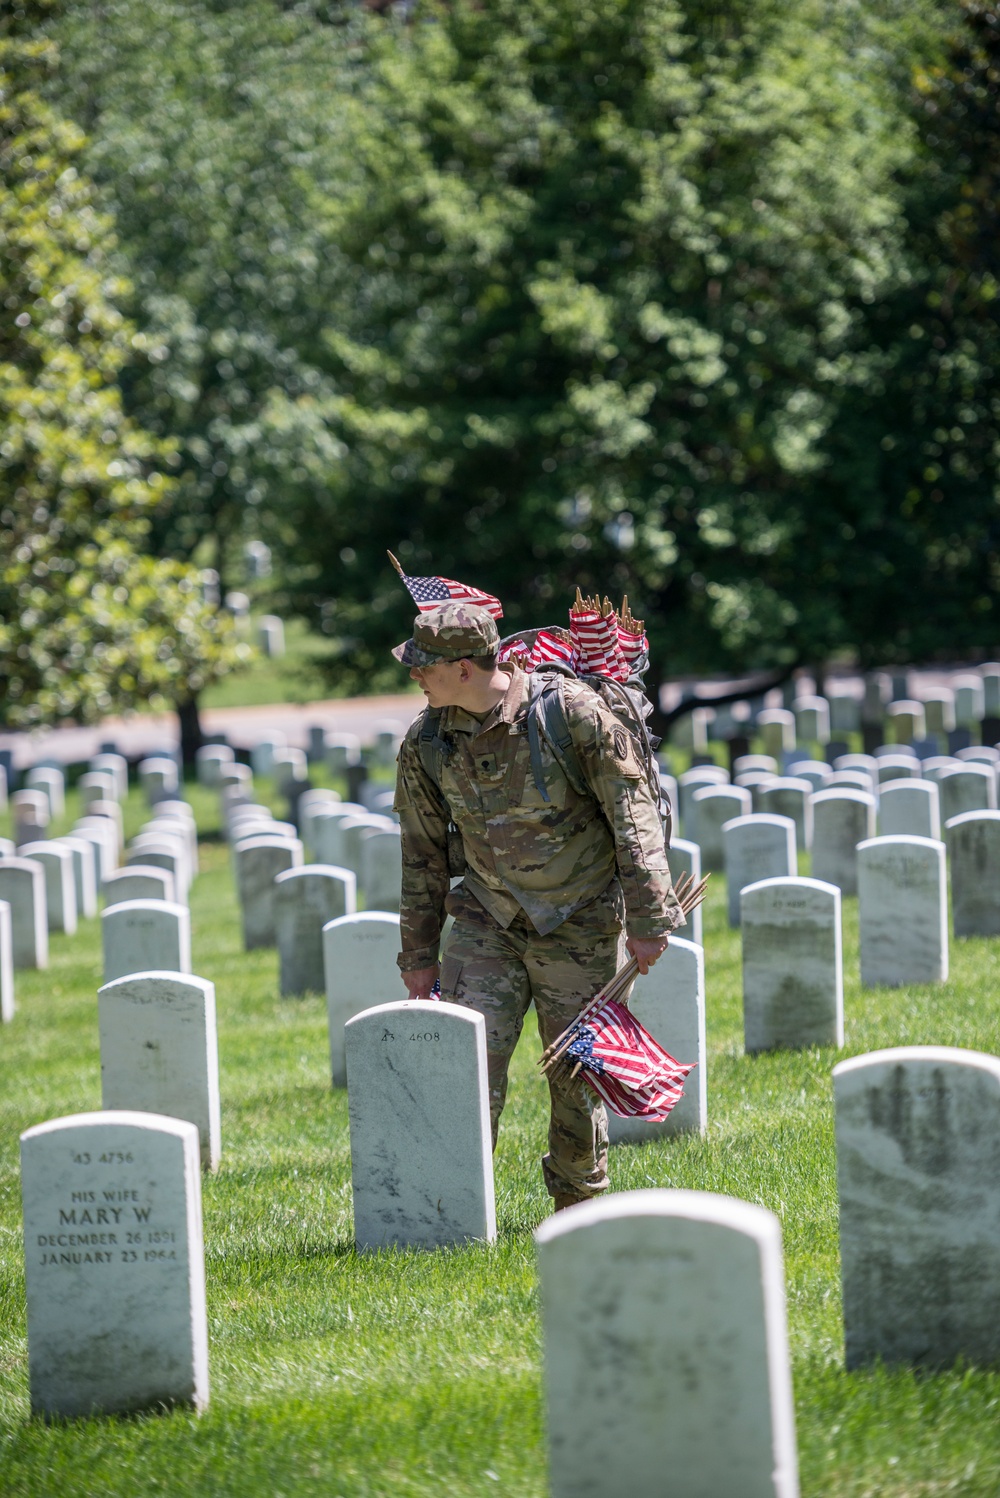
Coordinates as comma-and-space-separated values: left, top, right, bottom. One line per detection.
0, 33, 249, 741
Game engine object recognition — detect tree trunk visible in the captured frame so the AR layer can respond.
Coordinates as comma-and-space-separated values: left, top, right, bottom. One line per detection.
176, 693, 204, 772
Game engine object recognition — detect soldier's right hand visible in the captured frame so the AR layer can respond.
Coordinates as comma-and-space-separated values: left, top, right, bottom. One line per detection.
401, 964, 441, 1002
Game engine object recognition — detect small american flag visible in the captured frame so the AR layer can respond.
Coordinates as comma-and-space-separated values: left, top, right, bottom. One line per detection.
570, 610, 628, 682
564, 997, 695, 1121
529, 629, 575, 670
399, 571, 504, 620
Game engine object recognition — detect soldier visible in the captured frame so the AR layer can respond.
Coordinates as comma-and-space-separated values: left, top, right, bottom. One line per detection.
392, 601, 684, 1210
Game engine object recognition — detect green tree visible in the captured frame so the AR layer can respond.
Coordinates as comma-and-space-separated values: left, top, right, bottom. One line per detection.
0, 38, 248, 736
253, 0, 952, 695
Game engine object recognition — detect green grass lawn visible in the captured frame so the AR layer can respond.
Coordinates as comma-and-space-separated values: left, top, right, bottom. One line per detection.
3, 782, 1000, 1496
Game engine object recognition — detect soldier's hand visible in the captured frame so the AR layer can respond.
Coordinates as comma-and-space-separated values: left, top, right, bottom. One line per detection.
401, 964, 441, 1001
626, 935, 669, 975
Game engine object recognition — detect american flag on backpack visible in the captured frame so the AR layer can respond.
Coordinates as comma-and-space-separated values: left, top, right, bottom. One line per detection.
563, 996, 696, 1121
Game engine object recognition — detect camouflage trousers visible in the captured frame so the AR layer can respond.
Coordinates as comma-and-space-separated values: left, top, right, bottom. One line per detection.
440, 883, 626, 1200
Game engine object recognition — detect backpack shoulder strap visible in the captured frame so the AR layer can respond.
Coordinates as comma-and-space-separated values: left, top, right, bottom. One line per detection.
416, 707, 453, 796
527, 673, 588, 802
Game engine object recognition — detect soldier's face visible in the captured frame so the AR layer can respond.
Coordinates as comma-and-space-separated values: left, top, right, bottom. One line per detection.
410, 659, 466, 707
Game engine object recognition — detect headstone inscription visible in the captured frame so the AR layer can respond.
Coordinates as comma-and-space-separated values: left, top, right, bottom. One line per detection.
18, 843, 77, 935
274, 865, 356, 996
946, 811, 1000, 937
689, 785, 751, 871
99, 973, 221, 1169
103, 866, 175, 908
535, 1190, 799, 1498
324, 912, 403, 1087
878, 779, 941, 841
607, 937, 706, 1144
346, 999, 496, 1251
741, 878, 843, 1052
236, 836, 303, 950
835, 1046, 1000, 1370
667, 838, 702, 945
101, 900, 191, 985
809, 790, 875, 896
857, 836, 948, 987
722, 814, 797, 928
0, 902, 13, 1021
0, 858, 48, 969
20, 1111, 209, 1417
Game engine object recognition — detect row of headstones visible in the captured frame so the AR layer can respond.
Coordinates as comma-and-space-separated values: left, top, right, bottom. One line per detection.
0, 755, 202, 1009
20, 1037, 997, 1498
674, 663, 1000, 752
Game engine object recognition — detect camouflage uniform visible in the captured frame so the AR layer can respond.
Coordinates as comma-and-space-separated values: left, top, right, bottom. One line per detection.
393, 603, 684, 1200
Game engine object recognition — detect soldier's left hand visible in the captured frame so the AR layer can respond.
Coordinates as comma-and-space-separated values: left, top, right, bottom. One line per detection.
626, 935, 669, 975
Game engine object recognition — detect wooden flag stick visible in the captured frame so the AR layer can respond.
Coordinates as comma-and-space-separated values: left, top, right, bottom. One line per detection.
387, 550, 405, 578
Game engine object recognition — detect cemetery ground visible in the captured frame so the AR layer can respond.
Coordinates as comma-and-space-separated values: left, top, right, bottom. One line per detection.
2, 786, 1000, 1495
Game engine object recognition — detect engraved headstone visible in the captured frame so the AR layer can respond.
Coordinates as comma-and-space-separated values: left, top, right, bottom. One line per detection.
828, 690, 860, 734
758, 778, 812, 850
249, 735, 286, 779
90, 752, 128, 800
0, 858, 48, 969
83, 799, 124, 855
325, 732, 361, 772
236, 836, 303, 950
677, 766, 729, 839
668, 838, 702, 945
733, 754, 778, 777
73, 820, 117, 883
59, 835, 99, 919
741, 877, 843, 1052
835, 1046, 1000, 1369
270, 746, 307, 787
690, 785, 751, 871
346, 999, 496, 1251
809, 790, 875, 896
886, 700, 926, 745
274, 865, 356, 995
607, 937, 706, 1143
876, 753, 919, 785
18, 842, 77, 935
722, 814, 796, 927
78, 771, 116, 810
12, 789, 50, 846
857, 836, 948, 987
947, 810, 1000, 937
921, 689, 955, 739
101, 900, 191, 984
195, 743, 234, 787
953, 673, 985, 727
324, 912, 403, 1087
535, 1191, 799, 1498
138, 757, 179, 804
794, 695, 829, 746
878, 779, 941, 841
126, 837, 189, 903
20, 1111, 208, 1416
99, 973, 221, 1169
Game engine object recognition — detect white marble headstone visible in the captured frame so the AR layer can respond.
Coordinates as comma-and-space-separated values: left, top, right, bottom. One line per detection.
809, 790, 875, 896
236, 836, 303, 950
346, 999, 496, 1251
741, 877, 843, 1052
59, 835, 99, 919
104, 866, 176, 908
99, 973, 221, 1170
19, 842, 77, 935
20, 1111, 208, 1417
0, 901, 13, 1021
359, 827, 403, 912
722, 814, 796, 927
607, 937, 706, 1144
758, 779, 813, 851
667, 838, 702, 946
878, 778, 940, 841
690, 785, 751, 871
274, 865, 356, 995
324, 912, 403, 1087
835, 1047, 1000, 1369
101, 900, 191, 984
937, 764, 997, 823
0, 858, 48, 969
857, 836, 948, 987
535, 1190, 799, 1498
946, 811, 1000, 937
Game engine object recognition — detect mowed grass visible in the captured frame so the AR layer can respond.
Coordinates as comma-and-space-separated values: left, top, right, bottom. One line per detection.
2, 783, 1000, 1495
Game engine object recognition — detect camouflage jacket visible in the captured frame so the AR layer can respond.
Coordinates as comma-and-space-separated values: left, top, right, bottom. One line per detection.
394, 667, 685, 970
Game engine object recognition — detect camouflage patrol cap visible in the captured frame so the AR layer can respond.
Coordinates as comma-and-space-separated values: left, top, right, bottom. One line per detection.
392, 602, 500, 667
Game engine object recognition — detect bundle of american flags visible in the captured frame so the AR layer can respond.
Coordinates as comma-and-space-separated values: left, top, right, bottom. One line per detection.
387, 552, 649, 684
539, 872, 708, 1121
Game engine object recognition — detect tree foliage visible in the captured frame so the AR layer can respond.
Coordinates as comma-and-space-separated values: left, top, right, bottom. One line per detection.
0, 38, 248, 729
